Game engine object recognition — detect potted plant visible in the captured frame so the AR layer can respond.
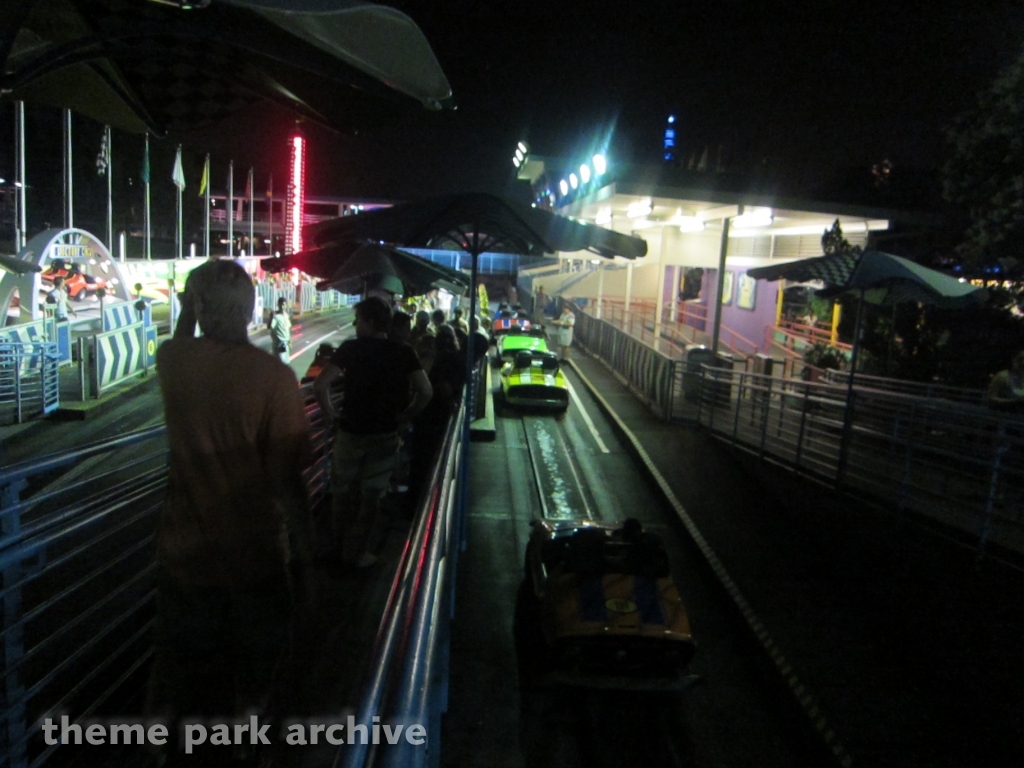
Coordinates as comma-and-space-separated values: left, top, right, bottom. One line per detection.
802, 342, 846, 382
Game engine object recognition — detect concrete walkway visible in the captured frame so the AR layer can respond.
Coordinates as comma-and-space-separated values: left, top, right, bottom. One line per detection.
568, 348, 1024, 768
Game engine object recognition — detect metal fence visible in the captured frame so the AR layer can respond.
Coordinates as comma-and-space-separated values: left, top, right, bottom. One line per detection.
570, 303, 678, 420
0, 384, 335, 768
0, 343, 60, 425
694, 368, 1024, 558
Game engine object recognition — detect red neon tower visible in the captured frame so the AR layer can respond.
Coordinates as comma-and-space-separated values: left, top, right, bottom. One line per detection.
285, 130, 306, 255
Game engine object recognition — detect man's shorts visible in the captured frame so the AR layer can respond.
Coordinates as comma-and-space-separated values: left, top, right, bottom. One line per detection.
331, 429, 401, 496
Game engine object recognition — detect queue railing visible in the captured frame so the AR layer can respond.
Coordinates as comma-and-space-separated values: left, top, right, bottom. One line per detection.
568, 301, 678, 420
693, 367, 1024, 559
0, 384, 336, 768
0, 343, 61, 425
340, 405, 465, 768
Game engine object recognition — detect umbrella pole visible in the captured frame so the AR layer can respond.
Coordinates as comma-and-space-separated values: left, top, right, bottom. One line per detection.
458, 245, 481, 547
837, 291, 865, 483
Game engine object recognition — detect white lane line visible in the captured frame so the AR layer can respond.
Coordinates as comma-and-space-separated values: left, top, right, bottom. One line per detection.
289, 329, 345, 361
566, 380, 610, 453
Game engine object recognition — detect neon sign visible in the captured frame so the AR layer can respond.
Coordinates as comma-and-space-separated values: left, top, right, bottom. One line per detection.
285, 133, 306, 255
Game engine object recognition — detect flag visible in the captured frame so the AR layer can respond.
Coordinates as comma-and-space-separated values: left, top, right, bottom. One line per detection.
96, 129, 109, 175
172, 146, 186, 190
198, 154, 209, 196
140, 136, 150, 184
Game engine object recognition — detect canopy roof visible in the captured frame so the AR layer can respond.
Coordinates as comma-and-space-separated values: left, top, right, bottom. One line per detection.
263, 241, 469, 297
747, 250, 987, 309
305, 193, 648, 260
1, 0, 453, 135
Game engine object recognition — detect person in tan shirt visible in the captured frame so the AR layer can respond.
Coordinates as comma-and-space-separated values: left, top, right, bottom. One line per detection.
147, 259, 314, 734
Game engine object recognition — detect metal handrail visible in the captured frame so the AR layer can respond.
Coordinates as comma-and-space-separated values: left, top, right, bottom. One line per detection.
0, 382, 355, 768
342, 406, 464, 768
694, 366, 1024, 558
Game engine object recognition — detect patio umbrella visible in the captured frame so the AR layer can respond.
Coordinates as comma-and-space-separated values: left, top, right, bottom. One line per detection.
748, 250, 985, 310
2, 0, 453, 136
748, 249, 988, 476
263, 242, 469, 297
303, 191, 647, 490
305, 192, 648, 260
748, 250, 987, 371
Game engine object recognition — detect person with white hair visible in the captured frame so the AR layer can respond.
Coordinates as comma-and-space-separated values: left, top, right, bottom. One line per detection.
148, 259, 314, 732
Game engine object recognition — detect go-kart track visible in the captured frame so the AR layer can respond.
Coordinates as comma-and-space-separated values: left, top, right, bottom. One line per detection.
444, 358, 830, 768
6, 316, 1024, 768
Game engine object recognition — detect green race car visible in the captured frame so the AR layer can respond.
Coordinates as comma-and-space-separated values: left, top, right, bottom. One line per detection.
499, 349, 569, 412
495, 330, 549, 365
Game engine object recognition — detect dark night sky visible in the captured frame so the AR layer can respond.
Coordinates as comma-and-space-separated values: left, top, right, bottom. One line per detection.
292, 0, 1024, 202
6, 1, 1024, 214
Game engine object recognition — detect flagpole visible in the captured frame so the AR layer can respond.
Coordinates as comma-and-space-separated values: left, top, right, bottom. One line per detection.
203, 154, 210, 258
227, 160, 234, 258
267, 174, 274, 256
63, 108, 73, 229
144, 134, 151, 260
248, 167, 254, 257
176, 148, 183, 261
105, 126, 113, 254
14, 101, 26, 252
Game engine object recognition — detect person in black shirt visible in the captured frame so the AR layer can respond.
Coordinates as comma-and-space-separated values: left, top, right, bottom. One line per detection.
409, 325, 465, 499
313, 297, 431, 567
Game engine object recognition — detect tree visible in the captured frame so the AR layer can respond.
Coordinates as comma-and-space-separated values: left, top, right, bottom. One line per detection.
943, 45, 1024, 274
821, 219, 862, 257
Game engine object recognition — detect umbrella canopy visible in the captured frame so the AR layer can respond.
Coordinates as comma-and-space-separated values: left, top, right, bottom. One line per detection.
304, 193, 649, 260
2, 0, 453, 136
748, 249, 989, 477
747, 250, 987, 308
262, 242, 469, 297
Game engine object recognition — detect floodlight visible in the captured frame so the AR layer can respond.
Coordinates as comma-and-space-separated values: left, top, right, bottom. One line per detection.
569, 173, 578, 189
732, 208, 773, 229
559, 179, 569, 196
580, 164, 591, 183
626, 199, 652, 218
592, 154, 607, 175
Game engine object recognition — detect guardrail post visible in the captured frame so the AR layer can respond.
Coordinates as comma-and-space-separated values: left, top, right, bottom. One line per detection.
14, 361, 23, 424
759, 376, 772, 459
978, 421, 1007, 564
794, 385, 811, 470
78, 337, 87, 400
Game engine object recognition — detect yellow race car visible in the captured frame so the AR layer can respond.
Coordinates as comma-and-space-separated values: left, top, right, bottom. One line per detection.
498, 349, 569, 412
516, 518, 696, 690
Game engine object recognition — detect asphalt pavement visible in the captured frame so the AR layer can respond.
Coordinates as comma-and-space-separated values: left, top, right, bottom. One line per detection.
565, 348, 1024, 768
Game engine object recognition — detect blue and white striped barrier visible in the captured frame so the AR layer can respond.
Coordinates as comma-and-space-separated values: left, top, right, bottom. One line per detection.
0, 319, 50, 375
90, 322, 156, 396
102, 300, 148, 331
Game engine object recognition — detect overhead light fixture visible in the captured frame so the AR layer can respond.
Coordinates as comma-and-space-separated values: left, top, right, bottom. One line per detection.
590, 258, 601, 264
626, 199, 652, 218
559, 179, 569, 196
569, 173, 579, 189
732, 208, 773, 229
592, 154, 607, 175
595, 207, 612, 225
676, 216, 705, 233
580, 164, 591, 183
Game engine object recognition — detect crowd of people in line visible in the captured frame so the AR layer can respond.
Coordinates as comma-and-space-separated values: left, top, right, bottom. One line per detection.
146, 260, 502, 764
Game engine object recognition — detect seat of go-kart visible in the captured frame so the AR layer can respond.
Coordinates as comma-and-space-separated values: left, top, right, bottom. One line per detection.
564, 525, 670, 580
